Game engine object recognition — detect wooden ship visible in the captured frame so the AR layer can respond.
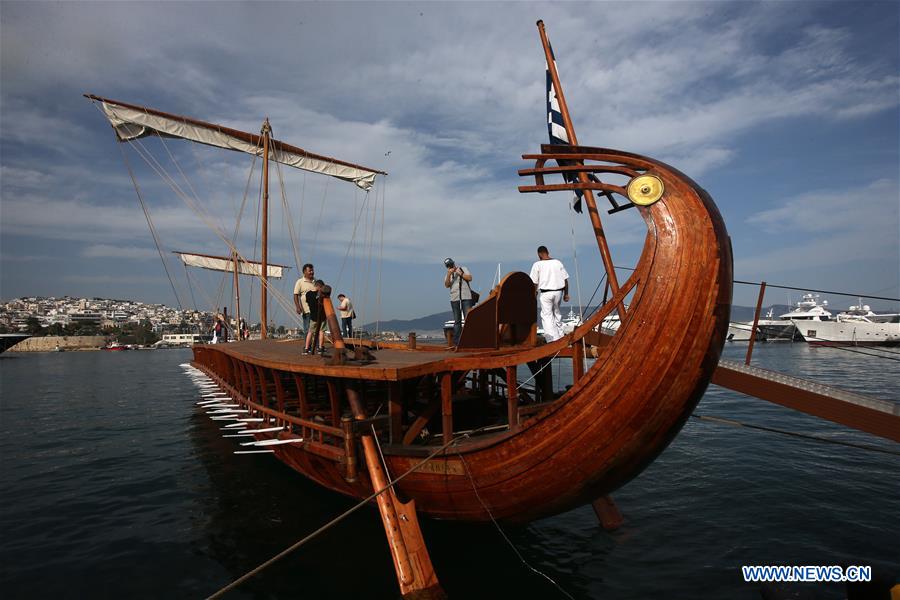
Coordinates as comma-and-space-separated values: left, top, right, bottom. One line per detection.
88, 21, 734, 598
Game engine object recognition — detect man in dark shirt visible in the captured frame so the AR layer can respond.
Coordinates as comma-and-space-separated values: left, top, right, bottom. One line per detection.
303, 280, 326, 355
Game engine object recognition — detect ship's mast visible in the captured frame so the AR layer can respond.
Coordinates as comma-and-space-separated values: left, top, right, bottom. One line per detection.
536, 20, 623, 299
260, 119, 271, 339
233, 250, 242, 337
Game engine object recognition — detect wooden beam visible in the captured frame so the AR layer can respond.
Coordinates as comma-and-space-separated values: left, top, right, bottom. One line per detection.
506, 366, 519, 433
388, 382, 403, 444
441, 372, 453, 445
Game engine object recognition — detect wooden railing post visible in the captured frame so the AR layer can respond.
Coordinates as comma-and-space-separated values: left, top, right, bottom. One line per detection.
341, 415, 358, 483
388, 382, 403, 444
746, 281, 767, 365
506, 366, 519, 432
441, 372, 453, 445
572, 341, 584, 383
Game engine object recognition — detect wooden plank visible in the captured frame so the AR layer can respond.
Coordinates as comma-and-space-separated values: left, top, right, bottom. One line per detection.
506, 366, 519, 432
713, 359, 900, 443
441, 372, 453, 445
388, 381, 403, 444
326, 379, 341, 428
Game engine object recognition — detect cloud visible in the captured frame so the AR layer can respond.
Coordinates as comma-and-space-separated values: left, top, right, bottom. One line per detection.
1, 2, 897, 318
747, 178, 898, 235
737, 179, 899, 281
82, 244, 159, 260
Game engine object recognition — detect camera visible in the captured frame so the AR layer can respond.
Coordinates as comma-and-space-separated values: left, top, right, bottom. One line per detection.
443, 258, 455, 268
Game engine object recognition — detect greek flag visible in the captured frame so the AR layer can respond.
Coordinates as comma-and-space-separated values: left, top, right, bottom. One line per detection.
545, 43, 583, 213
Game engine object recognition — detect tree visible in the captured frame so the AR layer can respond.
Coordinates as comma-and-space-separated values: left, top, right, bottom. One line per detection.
276, 325, 286, 335
25, 317, 43, 334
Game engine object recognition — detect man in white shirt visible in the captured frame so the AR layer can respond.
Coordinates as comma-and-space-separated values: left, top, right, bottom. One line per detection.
529, 246, 569, 342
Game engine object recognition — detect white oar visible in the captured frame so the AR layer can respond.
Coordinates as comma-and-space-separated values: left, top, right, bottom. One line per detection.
238, 418, 264, 422
224, 423, 248, 428
223, 433, 254, 438
245, 427, 286, 433
234, 450, 274, 454
241, 438, 305, 447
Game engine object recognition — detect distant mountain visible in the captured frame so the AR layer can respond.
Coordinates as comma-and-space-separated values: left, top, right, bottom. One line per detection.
360, 311, 454, 333
729, 304, 792, 321
362, 303, 797, 333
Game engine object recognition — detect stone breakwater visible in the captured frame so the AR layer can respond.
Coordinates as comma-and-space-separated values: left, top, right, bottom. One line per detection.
9, 336, 108, 352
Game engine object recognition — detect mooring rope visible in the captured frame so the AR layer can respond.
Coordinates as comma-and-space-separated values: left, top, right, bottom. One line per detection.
691, 413, 900, 456
456, 451, 576, 600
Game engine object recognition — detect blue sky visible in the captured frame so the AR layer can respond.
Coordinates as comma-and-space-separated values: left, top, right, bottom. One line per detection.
1, 1, 898, 326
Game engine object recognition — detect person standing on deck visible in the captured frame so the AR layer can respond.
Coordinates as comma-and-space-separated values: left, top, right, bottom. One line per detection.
443, 257, 474, 345
304, 280, 326, 355
337, 294, 354, 339
529, 246, 569, 342
293, 263, 317, 333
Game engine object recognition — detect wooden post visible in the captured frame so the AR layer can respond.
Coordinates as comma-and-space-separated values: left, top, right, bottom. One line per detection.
572, 340, 584, 383
326, 379, 341, 428
388, 382, 403, 444
341, 415, 358, 483
232, 251, 241, 338
441, 372, 453, 445
260, 119, 271, 339
255, 365, 269, 408
591, 495, 624, 531
537, 20, 624, 319
746, 281, 767, 365
408, 332, 417, 349
345, 386, 443, 598
506, 366, 519, 432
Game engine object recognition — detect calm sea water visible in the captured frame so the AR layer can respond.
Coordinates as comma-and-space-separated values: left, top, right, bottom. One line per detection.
1, 343, 897, 599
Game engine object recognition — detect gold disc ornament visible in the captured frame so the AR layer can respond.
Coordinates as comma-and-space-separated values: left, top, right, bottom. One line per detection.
627, 174, 665, 206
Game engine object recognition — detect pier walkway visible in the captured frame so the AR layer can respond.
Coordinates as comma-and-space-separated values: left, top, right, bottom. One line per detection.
712, 359, 900, 443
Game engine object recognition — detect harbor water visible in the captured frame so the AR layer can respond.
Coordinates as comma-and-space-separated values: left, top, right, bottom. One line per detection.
1, 343, 897, 599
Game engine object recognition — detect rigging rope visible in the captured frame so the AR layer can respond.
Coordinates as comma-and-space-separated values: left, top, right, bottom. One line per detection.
205, 429, 479, 600
117, 144, 184, 310
691, 413, 900, 456
183, 263, 198, 311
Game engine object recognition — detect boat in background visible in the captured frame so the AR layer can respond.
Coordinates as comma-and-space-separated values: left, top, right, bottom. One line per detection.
102, 340, 129, 351
726, 321, 765, 342
796, 303, 900, 346
757, 294, 833, 341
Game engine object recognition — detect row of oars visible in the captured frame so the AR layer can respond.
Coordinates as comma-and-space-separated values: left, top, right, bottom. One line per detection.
180, 363, 304, 455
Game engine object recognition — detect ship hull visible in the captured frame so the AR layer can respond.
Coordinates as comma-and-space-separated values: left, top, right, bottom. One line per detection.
191, 146, 732, 524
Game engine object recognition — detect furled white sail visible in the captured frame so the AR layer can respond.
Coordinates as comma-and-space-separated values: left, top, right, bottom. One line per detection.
90, 96, 381, 191
175, 252, 288, 279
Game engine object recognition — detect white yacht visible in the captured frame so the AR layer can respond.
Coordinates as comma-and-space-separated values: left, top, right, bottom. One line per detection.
757, 294, 833, 341
795, 303, 900, 346
726, 321, 762, 342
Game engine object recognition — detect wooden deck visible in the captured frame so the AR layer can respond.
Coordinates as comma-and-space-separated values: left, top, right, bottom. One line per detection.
206, 339, 489, 381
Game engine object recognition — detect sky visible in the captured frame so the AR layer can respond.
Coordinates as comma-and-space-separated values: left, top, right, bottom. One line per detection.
1, 1, 898, 326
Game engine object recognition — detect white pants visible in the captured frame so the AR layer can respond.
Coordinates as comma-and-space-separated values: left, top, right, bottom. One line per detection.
539, 291, 564, 342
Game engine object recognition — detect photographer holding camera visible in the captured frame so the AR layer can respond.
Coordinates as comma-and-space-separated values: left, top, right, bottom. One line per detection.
443, 257, 475, 345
